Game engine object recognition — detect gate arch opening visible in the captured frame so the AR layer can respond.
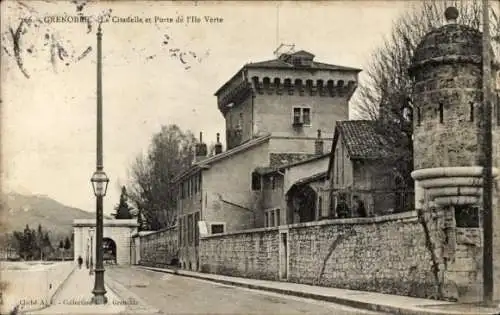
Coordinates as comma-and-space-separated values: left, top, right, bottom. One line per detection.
103, 237, 117, 264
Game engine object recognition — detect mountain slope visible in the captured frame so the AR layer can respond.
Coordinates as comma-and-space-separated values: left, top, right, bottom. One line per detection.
1, 192, 96, 242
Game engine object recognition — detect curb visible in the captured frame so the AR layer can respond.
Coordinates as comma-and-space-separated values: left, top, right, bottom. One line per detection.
138, 266, 499, 315
104, 274, 161, 314
16, 264, 78, 315
50, 265, 78, 304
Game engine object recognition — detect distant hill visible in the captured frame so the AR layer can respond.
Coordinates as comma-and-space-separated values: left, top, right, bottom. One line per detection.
0, 192, 99, 243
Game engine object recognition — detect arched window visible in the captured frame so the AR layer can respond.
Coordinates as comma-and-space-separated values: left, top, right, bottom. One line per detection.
284, 78, 292, 89
263, 77, 270, 89
470, 102, 474, 122
273, 78, 281, 88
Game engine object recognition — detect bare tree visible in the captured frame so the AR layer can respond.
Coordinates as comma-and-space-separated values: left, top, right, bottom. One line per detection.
353, 0, 499, 184
355, 0, 498, 121
127, 125, 196, 230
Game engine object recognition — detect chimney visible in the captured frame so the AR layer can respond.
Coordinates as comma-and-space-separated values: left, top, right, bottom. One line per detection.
195, 132, 207, 162
315, 129, 324, 155
215, 133, 223, 155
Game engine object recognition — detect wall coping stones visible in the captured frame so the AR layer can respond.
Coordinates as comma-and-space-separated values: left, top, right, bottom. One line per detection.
201, 211, 418, 240
288, 211, 418, 228
73, 219, 139, 227
201, 226, 280, 239
132, 226, 170, 238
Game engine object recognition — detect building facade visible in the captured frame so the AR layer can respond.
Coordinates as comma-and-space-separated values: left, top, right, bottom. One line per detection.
326, 120, 413, 217
409, 9, 500, 301
175, 50, 361, 270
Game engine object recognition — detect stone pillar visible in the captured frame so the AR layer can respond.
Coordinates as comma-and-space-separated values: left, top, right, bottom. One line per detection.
414, 180, 424, 211
73, 227, 82, 262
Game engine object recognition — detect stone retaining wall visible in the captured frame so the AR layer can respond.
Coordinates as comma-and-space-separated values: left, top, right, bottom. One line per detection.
199, 227, 280, 280
1, 261, 75, 314
286, 212, 440, 298
199, 211, 482, 301
139, 227, 178, 268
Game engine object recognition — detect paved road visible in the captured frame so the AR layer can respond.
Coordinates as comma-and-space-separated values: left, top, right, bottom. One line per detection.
107, 266, 385, 315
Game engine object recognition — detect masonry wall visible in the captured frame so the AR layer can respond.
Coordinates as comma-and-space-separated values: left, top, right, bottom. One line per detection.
139, 227, 178, 268
269, 136, 333, 157
203, 141, 270, 232
287, 211, 464, 300
104, 226, 135, 265
73, 220, 138, 266
493, 113, 500, 301
331, 134, 353, 191
199, 227, 280, 280
199, 211, 485, 301
248, 67, 355, 140
225, 96, 253, 148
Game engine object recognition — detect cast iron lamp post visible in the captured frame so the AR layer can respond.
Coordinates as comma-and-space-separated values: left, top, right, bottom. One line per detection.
88, 227, 94, 275
89, 22, 109, 305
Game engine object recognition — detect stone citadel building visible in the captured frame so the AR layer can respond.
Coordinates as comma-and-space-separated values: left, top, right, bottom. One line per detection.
105, 7, 500, 303
173, 50, 361, 271
410, 7, 500, 301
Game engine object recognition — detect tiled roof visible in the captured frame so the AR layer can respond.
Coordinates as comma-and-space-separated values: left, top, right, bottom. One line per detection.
336, 120, 400, 160
292, 171, 327, 186
246, 58, 361, 72
173, 134, 271, 183
255, 153, 329, 175
269, 153, 319, 168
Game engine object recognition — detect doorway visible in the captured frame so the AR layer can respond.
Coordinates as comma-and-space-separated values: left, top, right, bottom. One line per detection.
279, 232, 288, 280
103, 238, 117, 264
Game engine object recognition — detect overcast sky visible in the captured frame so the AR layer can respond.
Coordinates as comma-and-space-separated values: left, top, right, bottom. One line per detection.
1, 1, 418, 214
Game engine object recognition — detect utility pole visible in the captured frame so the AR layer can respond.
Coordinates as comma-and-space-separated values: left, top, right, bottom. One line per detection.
481, 0, 494, 305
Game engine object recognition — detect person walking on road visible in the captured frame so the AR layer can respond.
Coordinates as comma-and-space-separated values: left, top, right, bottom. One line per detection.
77, 256, 83, 269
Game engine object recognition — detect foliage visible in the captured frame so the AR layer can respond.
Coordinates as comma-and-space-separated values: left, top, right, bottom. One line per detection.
11, 224, 53, 260
64, 237, 71, 250
127, 124, 197, 230
112, 186, 134, 219
353, 0, 499, 186
355, 0, 499, 121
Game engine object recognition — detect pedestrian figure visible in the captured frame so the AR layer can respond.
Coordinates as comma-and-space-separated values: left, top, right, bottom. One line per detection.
77, 256, 83, 269
335, 194, 350, 218
353, 196, 368, 217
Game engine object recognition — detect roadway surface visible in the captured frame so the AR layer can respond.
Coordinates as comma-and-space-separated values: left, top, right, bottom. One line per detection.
107, 266, 385, 314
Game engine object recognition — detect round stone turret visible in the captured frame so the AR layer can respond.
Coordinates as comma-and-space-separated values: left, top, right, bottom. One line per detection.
409, 7, 498, 206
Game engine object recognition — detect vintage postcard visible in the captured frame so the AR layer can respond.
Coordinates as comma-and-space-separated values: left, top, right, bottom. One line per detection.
1, 0, 500, 314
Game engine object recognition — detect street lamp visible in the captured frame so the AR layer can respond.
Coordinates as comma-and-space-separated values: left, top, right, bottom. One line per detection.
86, 237, 90, 269
91, 171, 109, 197
88, 228, 94, 275
89, 22, 108, 305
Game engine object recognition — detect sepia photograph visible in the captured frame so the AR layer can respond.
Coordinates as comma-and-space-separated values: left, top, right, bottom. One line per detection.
1, 0, 500, 314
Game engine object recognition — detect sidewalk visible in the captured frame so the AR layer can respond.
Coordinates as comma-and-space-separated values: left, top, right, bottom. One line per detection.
24, 267, 126, 315
139, 266, 500, 315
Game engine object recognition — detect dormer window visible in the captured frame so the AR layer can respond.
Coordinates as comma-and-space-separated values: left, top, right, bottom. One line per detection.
292, 57, 302, 66
291, 56, 313, 67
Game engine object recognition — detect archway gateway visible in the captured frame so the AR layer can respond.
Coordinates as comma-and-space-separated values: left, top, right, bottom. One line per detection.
73, 219, 139, 265
103, 237, 117, 264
